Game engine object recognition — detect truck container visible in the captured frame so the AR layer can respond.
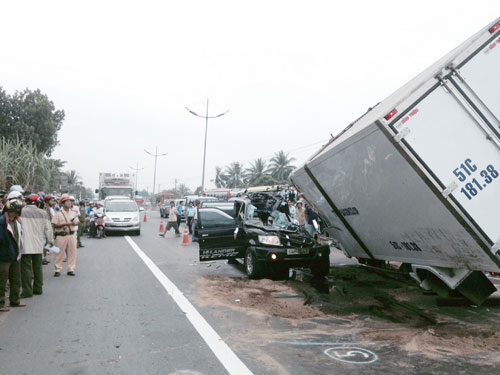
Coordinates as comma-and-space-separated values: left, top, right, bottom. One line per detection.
290, 18, 500, 304
96, 172, 136, 200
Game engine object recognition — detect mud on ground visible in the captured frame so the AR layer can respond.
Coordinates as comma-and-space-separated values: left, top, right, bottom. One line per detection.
194, 264, 500, 363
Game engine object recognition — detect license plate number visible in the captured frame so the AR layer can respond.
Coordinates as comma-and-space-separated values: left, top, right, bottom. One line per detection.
287, 248, 309, 255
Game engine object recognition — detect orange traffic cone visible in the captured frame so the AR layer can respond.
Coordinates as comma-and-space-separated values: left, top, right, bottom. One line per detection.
182, 224, 190, 246
159, 219, 165, 232
144, 211, 148, 222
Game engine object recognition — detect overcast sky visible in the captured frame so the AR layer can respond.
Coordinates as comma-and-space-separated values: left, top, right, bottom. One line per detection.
1, 1, 499, 192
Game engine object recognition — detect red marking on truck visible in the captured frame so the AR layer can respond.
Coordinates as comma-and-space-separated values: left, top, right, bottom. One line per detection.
401, 108, 419, 125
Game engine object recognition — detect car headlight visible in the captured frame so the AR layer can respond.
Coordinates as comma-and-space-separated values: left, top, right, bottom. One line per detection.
104, 216, 111, 222
133, 215, 139, 222
258, 235, 282, 246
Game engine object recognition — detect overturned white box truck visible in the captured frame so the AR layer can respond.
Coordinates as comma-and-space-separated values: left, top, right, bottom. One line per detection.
290, 18, 500, 305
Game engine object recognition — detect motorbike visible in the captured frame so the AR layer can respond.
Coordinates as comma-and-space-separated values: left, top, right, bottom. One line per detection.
94, 213, 106, 239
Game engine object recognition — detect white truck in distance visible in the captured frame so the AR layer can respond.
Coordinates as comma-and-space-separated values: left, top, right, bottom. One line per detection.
96, 172, 136, 200
290, 18, 500, 305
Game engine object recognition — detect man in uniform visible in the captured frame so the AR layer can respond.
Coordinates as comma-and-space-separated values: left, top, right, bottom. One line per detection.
77, 200, 86, 247
51, 194, 79, 277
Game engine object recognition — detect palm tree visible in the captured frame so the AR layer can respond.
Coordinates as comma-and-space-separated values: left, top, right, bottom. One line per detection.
267, 150, 295, 181
244, 158, 267, 185
215, 166, 227, 188
224, 162, 245, 188
64, 170, 81, 187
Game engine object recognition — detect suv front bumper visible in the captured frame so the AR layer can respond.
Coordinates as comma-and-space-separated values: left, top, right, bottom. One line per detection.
253, 245, 330, 267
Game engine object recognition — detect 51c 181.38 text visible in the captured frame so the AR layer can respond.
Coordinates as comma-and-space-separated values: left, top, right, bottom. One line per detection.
452, 158, 498, 201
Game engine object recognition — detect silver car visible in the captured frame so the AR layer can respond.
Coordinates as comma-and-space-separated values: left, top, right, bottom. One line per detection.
104, 199, 141, 235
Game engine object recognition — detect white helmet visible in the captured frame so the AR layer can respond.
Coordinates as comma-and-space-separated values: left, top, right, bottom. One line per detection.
7, 191, 23, 200
9, 185, 24, 193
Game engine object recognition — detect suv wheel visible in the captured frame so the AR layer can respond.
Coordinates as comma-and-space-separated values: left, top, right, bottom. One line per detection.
244, 247, 262, 279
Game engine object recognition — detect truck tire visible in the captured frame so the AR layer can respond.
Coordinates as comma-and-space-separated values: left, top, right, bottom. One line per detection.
244, 247, 263, 279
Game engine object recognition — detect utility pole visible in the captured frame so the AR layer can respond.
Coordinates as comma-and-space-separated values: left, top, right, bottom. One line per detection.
145, 146, 167, 208
129, 163, 145, 196
186, 99, 229, 193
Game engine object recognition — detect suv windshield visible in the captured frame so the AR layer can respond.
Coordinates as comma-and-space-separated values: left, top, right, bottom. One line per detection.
245, 204, 294, 229
106, 201, 137, 212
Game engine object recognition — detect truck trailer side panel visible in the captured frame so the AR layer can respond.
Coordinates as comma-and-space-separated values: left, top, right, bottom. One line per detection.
303, 123, 500, 272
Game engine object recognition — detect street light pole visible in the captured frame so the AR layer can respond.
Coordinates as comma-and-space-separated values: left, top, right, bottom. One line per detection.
145, 146, 167, 208
186, 99, 228, 193
129, 163, 145, 196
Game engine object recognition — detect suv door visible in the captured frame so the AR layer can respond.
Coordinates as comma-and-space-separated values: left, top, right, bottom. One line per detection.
195, 208, 245, 261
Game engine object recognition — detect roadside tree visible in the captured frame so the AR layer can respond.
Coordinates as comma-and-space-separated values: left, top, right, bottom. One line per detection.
0, 87, 65, 156
267, 150, 295, 181
244, 158, 267, 185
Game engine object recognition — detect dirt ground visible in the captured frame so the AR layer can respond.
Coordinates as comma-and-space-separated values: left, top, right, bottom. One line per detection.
194, 264, 500, 365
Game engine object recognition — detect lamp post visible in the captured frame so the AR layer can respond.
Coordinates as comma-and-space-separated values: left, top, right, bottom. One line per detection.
145, 146, 167, 208
186, 99, 228, 193
129, 163, 145, 197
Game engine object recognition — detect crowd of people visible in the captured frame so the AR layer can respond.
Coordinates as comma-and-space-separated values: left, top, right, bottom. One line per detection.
276, 187, 323, 235
0, 185, 97, 312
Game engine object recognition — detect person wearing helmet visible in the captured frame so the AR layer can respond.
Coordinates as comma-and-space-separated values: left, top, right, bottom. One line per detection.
44, 195, 57, 219
20, 194, 54, 297
51, 194, 79, 277
89, 201, 105, 238
9, 185, 24, 194
0, 191, 26, 311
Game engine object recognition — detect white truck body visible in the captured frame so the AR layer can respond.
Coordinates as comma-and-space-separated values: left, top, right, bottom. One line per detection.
97, 172, 136, 200
290, 19, 500, 282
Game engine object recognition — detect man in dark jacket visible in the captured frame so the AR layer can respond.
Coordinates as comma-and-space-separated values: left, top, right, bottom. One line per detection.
0, 191, 25, 311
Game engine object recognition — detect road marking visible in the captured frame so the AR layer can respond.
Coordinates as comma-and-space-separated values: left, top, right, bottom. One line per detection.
124, 236, 253, 375
271, 340, 378, 364
324, 347, 378, 364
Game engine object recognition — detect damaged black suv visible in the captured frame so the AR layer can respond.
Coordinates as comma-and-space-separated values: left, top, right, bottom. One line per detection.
193, 191, 330, 279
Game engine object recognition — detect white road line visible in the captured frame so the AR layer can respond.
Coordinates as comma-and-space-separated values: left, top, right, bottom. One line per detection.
124, 236, 254, 375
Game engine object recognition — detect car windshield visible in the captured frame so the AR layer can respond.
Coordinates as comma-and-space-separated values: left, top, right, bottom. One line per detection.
106, 201, 137, 212
245, 204, 293, 229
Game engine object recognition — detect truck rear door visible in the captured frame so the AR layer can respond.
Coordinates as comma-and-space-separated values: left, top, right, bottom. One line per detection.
391, 35, 500, 246
449, 25, 500, 141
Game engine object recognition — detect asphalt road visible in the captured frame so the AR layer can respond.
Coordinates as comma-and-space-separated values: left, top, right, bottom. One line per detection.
0, 211, 498, 375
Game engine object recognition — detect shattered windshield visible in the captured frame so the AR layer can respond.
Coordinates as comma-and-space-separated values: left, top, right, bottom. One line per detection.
269, 210, 291, 228
244, 202, 295, 230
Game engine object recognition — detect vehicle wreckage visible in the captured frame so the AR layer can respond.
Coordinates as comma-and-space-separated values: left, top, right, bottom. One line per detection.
194, 191, 330, 279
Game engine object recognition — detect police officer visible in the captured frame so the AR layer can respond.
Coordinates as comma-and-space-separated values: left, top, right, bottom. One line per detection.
51, 194, 79, 277
77, 200, 86, 248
